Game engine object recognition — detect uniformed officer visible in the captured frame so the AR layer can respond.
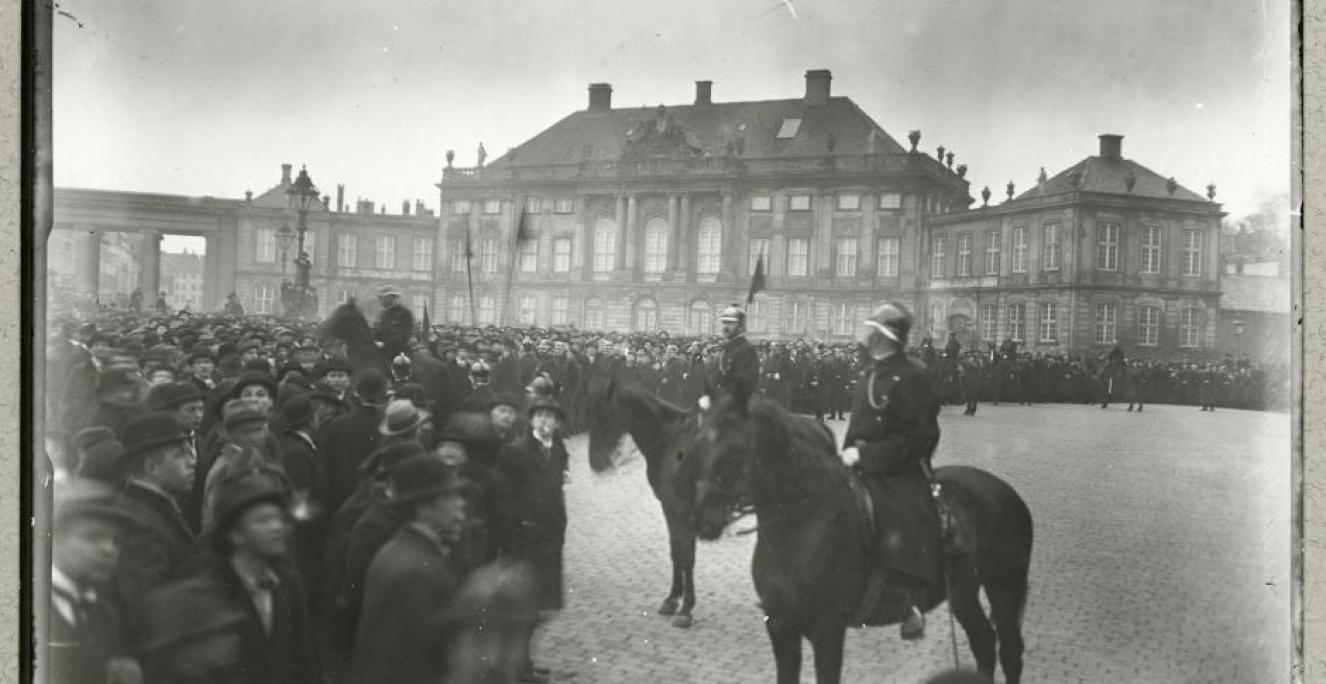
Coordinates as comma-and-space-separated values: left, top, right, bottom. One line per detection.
839, 302, 941, 640
707, 304, 760, 403
374, 285, 415, 364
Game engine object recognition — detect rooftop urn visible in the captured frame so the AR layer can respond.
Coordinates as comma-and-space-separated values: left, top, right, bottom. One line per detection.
981, 186, 991, 206
1005, 181, 1015, 200
908, 129, 921, 152
1166, 177, 1178, 195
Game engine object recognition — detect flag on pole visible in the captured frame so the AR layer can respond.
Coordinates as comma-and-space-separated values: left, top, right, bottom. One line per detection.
746, 251, 767, 304
420, 301, 432, 342
503, 207, 529, 326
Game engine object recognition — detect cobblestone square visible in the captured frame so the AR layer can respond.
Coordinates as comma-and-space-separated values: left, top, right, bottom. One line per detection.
538, 404, 1291, 683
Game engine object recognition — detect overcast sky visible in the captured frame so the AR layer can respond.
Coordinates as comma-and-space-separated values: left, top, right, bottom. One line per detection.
54, 0, 1292, 253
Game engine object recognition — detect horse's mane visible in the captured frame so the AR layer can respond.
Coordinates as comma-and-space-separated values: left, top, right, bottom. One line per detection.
586, 373, 690, 473
319, 300, 374, 349
743, 396, 847, 493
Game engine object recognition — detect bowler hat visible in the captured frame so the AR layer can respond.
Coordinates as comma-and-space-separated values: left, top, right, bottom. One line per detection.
359, 440, 427, 475
212, 471, 287, 531
145, 382, 203, 412
389, 454, 464, 505
379, 284, 403, 298
354, 369, 390, 402
279, 394, 315, 429
527, 398, 565, 422
118, 414, 189, 462
436, 411, 500, 449
379, 399, 431, 436
54, 479, 138, 529
324, 355, 352, 374
141, 577, 246, 654
186, 343, 216, 364
229, 371, 277, 400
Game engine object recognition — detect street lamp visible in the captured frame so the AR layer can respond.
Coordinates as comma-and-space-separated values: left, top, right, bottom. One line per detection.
275, 221, 296, 275
1233, 319, 1245, 357
286, 166, 320, 319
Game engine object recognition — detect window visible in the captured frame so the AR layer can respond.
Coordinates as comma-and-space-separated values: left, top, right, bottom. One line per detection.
375, 236, 396, 269
483, 199, 502, 215
985, 231, 1001, 275
877, 237, 899, 278
750, 195, 772, 212
449, 294, 465, 322
1138, 305, 1160, 346
1182, 230, 1203, 276
553, 238, 571, 273
1008, 303, 1026, 342
688, 301, 712, 335
553, 198, 575, 214
525, 196, 542, 213
787, 238, 809, 277
338, 234, 357, 267
643, 219, 668, 274
450, 238, 468, 272
1012, 226, 1028, 272
776, 118, 802, 138
748, 238, 769, 275
747, 299, 767, 333
835, 238, 857, 277
929, 304, 944, 338
480, 237, 498, 273
1180, 308, 1200, 347
981, 303, 997, 341
786, 300, 807, 334
255, 285, 274, 315
1043, 222, 1061, 270
453, 200, 471, 215
551, 296, 569, 326
584, 298, 604, 330
518, 295, 536, 325
836, 194, 861, 211
1097, 222, 1120, 271
413, 237, 433, 271
830, 303, 850, 336
788, 194, 811, 212
302, 231, 316, 263
931, 237, 947, 277
256, 229, 276, 263
592, 219, 616, 274
478, 296, 495, 325
635, 300, 658, 331
1038, 302, 1058, 342
697, 218, 722, 274
338, 289, 353, 305
518, 238, 538, 273
878, 192, 902, 210
1141, 226, 1163, 274
1095, 303, 1118, 344
956, 234, 972, 277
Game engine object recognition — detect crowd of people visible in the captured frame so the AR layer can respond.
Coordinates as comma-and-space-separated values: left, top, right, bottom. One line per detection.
40, 284, 1285, 683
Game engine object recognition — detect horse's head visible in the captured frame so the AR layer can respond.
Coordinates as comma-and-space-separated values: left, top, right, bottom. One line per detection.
585, 371, 623, 473
689, 384, 758, 541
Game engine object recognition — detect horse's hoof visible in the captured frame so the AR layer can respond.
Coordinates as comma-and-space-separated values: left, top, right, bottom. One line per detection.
657, 599, 679, 616
671, 614, 693, 628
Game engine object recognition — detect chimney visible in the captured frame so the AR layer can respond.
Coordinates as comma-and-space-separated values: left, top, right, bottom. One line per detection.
281, 163, 292, 185
336, 184, 345, 212
695, 80, 713, 105
415, 199, 426, 216
1098, 134, 1123, 159
588, 83, 612, 112
804, 69, 832, 106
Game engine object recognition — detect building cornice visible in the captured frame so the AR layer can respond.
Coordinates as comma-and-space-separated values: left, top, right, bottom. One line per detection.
930, 190, 1226, 225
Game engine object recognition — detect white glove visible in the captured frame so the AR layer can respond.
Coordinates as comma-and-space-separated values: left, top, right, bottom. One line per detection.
698, 395, 712, 411
840, 446, 860, 467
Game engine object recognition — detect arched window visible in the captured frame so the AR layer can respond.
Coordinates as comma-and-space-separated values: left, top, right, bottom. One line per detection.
593, 218, 616, 274
697, 218, 722, 274
688, 301, 712, 335
635, 299, 658, 332
643, 218, 669, 274
584, 297, 604, 330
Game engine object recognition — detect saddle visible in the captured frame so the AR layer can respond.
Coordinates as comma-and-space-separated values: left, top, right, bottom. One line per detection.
846, 469, 968, 560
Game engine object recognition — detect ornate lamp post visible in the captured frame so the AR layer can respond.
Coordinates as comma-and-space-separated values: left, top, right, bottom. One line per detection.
275, 221, 296, 275
1233, 319, 1245, 357
286, 166, 320, 320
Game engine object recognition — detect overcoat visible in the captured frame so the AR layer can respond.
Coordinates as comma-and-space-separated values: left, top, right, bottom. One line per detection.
498, 433, 568, 610
194, 557, 321, 684
317, 403, 383, 515
114, 479, 198, 635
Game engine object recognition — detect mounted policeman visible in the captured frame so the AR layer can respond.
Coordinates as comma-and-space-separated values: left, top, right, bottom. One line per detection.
374, 285, 414, 364
839, 302, 945, 641
703, 304, 760, 408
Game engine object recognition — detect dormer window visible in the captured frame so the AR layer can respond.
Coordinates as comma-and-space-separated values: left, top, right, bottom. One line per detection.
776, 118, 802, 139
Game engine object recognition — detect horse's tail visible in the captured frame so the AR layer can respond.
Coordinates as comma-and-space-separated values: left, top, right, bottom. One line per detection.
585, 369, 624, 473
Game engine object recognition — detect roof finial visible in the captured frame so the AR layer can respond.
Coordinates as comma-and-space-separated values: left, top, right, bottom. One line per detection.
936, 145, 946, 162
1038, 167, 1048, 184
981, 186, 991, 207
908, 129, 921, 153
956, 164, 968, 179
1006, 181, 1015, 201
1206, 182, 1217, 201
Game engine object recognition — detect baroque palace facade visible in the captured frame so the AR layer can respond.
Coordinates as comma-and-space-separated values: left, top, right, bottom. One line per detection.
50, 68, 1230, 356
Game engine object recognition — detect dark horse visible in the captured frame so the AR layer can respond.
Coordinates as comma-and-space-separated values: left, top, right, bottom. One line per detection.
586, 373, 705, 628
687, 388, 1033, 684
318, 300, 389, 376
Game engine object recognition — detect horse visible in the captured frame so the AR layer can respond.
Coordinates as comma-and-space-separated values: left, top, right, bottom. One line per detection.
1096, 361, 1128, 409
687, 387, 1034, 684
318, 300, 388, 377
586, 372, 706, 628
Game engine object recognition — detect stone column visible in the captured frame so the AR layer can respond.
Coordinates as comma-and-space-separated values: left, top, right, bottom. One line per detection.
141, 230, 162, 308
721, 193, 734, 276
667, 195, 680, 270
204, 233, 221, 311
678, 195, 692, 279
623, 194, 638, 272
75, 229, 102, 298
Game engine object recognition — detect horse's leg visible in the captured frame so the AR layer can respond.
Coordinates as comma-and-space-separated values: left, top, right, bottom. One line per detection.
658, 518, 683, 617
766, 615, 803, 684
948, 565, 998, 678
987, 576, 1029, 684
809, 621, 846, 684
671, 527, 697, 628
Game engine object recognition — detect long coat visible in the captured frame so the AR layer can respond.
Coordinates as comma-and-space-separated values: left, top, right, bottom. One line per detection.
498, 433, 568, 610
49, 575, 133, 684
195, 557, 321, 684
842, 353, 943, 587
114, 480, 198, 636
375, 304, 415, 363
318, 404, 384, 516
351, 524, 463, 684
711, 335, 760, 398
